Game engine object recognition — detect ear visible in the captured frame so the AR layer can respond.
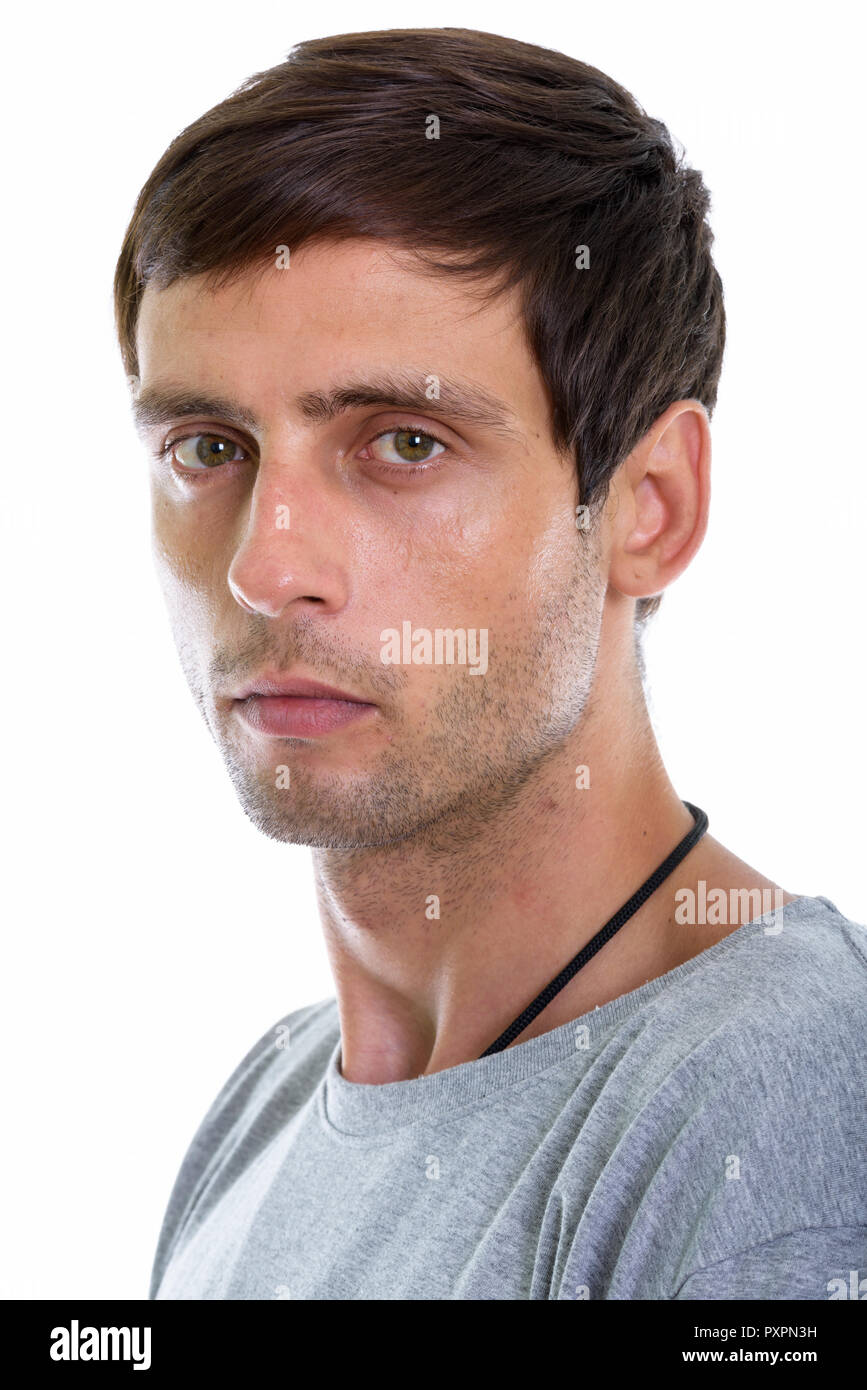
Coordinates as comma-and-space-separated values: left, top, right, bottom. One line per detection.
605, 399, 711, 604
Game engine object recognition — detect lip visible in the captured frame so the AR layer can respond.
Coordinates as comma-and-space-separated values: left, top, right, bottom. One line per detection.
229, 671, 376, 738
230, 673, 371, 703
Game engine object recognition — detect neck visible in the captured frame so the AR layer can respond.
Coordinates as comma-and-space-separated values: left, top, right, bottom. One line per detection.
313, 652, 701, 1083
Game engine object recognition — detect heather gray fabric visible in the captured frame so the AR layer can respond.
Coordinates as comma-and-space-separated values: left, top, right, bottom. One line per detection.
150, 895, 867, 1300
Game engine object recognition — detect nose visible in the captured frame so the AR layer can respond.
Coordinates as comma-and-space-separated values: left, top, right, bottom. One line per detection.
227, 459, 350, 619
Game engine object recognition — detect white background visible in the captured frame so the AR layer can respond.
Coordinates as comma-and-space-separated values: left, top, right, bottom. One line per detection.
2, 0, 864, 1298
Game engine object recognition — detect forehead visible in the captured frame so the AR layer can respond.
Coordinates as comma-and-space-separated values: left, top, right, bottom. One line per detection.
135, 238, 549, 428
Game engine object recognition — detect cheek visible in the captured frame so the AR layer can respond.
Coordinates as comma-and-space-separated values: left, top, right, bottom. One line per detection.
382, 503, 578, 643
151, 496, 222, 630
390, 500, 514, 595
524, 507, 586, 602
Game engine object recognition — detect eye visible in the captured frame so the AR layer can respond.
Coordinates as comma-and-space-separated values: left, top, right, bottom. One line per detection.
166, 433, 248, 471
367, 427, 447, 468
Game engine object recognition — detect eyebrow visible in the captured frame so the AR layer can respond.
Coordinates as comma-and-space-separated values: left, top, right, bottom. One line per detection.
130, 371, 525, 443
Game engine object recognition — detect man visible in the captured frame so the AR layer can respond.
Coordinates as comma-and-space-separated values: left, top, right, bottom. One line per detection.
115, 27, 865, 1299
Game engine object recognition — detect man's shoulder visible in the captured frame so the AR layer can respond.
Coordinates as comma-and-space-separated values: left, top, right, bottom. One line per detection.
578, 897, 867, 1288
617, 895, 867, 1147
640, 895, 867, 1184
149, 996, 339, 1296
205, 994, 340, 1130
662, 894, 867, 1057
233, 995, 340, 1082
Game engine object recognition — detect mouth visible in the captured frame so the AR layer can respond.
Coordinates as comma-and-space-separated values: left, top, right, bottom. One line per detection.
229, 672, 377, 738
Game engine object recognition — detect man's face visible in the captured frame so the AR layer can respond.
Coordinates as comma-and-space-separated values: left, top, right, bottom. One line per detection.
135, 239, 607, 849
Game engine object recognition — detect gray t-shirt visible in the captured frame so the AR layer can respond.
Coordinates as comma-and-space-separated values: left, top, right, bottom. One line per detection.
150, 895, 866, 1300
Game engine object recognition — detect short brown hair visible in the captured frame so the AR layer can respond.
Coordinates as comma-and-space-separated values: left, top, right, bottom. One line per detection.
114, 27, 725, 623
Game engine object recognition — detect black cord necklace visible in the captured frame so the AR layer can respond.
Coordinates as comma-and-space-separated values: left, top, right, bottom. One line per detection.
479, 800, 709, 1057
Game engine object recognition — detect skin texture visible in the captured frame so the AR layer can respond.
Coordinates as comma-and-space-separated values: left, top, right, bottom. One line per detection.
134, 238, 797, 1082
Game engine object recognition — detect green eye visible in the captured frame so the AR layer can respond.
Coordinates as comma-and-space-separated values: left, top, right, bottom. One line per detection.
371, 428, 446, 466
172, 434, 244, 469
